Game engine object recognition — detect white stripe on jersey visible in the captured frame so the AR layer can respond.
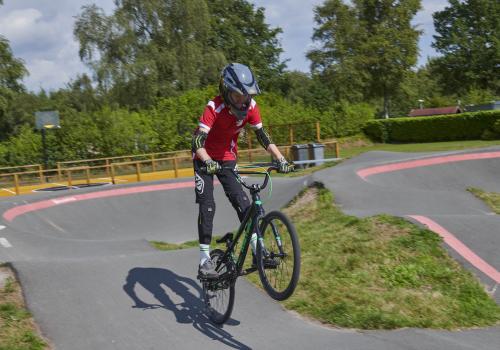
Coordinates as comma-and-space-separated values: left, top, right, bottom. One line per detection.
207, 100, 216, 110
215, 103, 225, 113
250, 122, 262, 130
250, 99, 256, 109
199, 122, 211, 131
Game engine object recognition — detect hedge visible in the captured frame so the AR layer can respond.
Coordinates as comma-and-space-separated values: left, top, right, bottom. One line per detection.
363, 111, 500, 143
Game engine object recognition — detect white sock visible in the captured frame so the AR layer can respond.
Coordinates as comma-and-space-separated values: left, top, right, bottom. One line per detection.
250, 233, 258, 254
199, 244, 210, 265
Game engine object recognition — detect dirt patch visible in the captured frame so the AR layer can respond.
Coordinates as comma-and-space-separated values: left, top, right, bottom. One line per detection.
284, 187, 319, 219
0, 267, 10, 290
0, 265, 52, 349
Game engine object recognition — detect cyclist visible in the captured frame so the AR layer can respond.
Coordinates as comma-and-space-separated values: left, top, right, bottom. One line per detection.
192, 63, 294, 279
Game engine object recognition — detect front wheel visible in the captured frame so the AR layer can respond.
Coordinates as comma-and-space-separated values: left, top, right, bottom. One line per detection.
202, 249, 235, 324
256, 211, 300, 301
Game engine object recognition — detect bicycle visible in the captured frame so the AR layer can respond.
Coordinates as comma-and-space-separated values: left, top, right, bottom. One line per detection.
197, 163, 301, 324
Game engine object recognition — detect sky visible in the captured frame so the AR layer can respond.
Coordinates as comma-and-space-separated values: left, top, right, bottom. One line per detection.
0, 0, 449, 92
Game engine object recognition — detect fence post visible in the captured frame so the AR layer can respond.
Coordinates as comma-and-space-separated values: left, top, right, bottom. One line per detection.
57, 163, 62, 181
136, 162, 141, 182
105, 159, 110, 177
151, 154, 156, 172
110, 164, 116, 185
173, 158, 179, 178
67, 170, 72, 187
86, 167, 91, 185
316, 121, 321, 142
335, 141, 340, 158
13, 174, 20, 195
39, 165, 45, 184
247, 133, 253, 162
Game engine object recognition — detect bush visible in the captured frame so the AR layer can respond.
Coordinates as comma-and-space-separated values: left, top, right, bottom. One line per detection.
363, 111, 500, 143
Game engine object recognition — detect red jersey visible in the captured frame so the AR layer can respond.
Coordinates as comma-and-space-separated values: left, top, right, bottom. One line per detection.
195, 95, 263, 161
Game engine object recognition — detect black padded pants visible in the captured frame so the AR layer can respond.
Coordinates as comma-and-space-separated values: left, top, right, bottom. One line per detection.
193, 160, 250, 244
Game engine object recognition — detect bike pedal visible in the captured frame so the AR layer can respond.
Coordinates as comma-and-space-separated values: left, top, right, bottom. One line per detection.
241, 267, 257, 276
197, 273, 218, 282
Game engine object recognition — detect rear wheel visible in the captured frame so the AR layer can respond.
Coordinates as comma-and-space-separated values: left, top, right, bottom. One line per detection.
256, 211, 300, 301
202, 249, 236, 324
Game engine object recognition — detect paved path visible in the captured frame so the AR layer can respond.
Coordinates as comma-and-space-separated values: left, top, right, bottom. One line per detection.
0, 152, 499, 349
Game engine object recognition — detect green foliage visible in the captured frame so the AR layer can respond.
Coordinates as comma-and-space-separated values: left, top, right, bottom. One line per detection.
308, 0, 422, 117
363, 111, 500, 143
430, 0, 500, 95
0, 35, 29, 140
74, 0, 285, 109
4, 125, 42, 166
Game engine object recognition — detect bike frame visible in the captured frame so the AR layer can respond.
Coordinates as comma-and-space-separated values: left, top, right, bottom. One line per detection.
217, 169, 270, 276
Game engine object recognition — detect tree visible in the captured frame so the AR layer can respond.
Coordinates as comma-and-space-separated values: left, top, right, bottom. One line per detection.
206, 0, 285, 90
1, 34, 29, 139
430, 0, 500, 95
74, 0, 285, 109
308, 0, 421, 117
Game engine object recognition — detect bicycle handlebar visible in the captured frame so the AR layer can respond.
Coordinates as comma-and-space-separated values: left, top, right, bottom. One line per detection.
199, 163, 279, 191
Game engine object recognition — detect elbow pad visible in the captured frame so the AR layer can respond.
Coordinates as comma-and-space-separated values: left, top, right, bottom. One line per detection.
192, 130, 208, 153
255, 127, 274, 150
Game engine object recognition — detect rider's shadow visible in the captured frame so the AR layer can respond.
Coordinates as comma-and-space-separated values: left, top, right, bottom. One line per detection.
123, 267, 250, 350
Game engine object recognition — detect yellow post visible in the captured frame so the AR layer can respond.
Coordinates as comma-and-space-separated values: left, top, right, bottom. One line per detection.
285, 146, 290, 159
316, 121, 321, 142
57, 163, 62, 181
136, 162, 141, 182
110, 164, 116, 185
86, 167, 91, 185
248, 133, 253, 162
335, 141, 340, 158
39, 165, 45, 184
289, 124, 294, 145
14, 174, 20, 195
151, 154, 156, 172
67, 170, 72, 187
173, 158, 179, 178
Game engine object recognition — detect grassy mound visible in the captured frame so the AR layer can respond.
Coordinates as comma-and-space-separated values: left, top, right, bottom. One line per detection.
277, 184, 500, 329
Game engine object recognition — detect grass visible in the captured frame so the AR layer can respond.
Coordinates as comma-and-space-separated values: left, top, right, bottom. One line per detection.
0, 266, 48, 350
274, 185, 500, 329
468, 188, 500, 214
335, 136, 500, 160
150, 236, 224, 251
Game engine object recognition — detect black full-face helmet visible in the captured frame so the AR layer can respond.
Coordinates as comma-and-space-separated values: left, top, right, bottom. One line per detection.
219, 63, 261, 120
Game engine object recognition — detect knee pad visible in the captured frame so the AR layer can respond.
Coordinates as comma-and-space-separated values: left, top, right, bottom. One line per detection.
227, 193, 250, 221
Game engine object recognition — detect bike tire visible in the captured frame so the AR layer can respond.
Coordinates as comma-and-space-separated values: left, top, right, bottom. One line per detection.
202, 249, 235, 324
256, 211, 300, 301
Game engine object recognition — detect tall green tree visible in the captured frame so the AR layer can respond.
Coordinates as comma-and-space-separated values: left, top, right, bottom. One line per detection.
1, 30, 29, 139
430, 0, 500, 95
308, 0, 421, 117
74, 0, 284, 109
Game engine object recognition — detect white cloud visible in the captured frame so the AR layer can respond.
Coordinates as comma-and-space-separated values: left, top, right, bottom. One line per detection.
0, 0, 114, 92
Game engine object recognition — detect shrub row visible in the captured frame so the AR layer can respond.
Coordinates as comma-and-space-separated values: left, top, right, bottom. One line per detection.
363, 111, 500, 143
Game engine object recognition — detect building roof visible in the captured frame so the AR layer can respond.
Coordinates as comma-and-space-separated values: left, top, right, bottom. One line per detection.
408, 106, 462, 117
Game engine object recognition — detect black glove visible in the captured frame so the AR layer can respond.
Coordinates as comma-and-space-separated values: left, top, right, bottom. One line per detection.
204, 159, 222, 175
277, 157, 294, 174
